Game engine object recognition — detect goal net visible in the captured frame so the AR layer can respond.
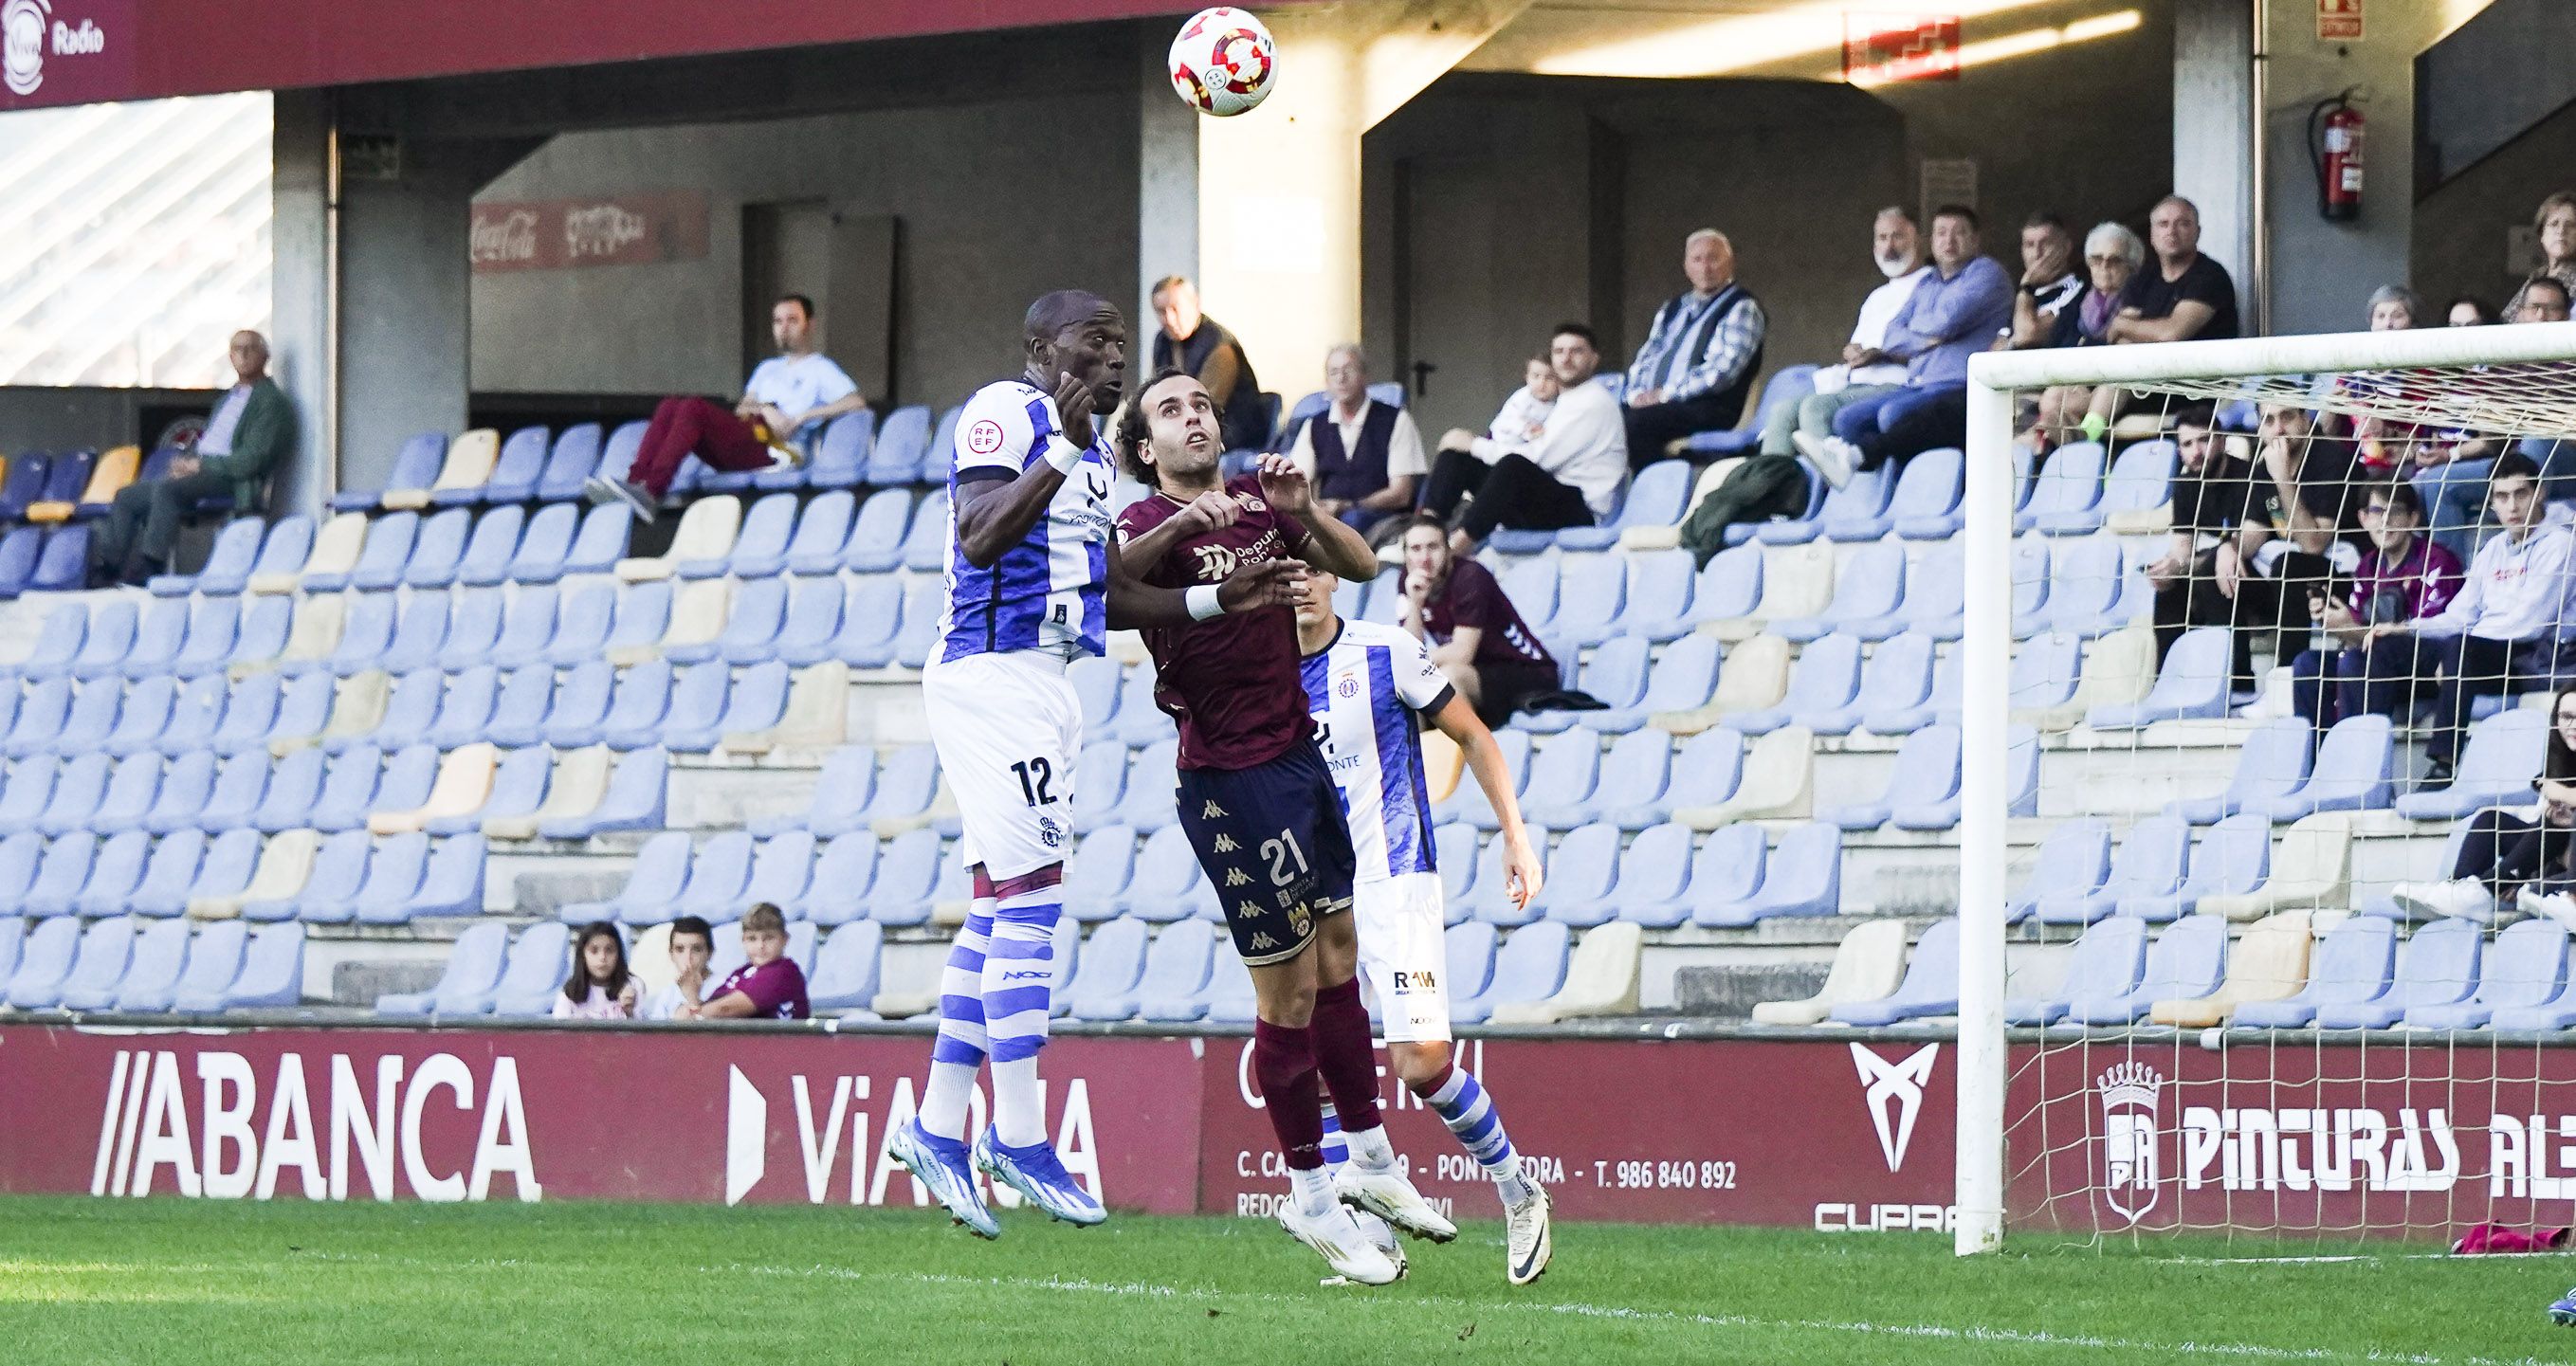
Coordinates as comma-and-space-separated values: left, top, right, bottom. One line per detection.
1955, 321, 2576, 1254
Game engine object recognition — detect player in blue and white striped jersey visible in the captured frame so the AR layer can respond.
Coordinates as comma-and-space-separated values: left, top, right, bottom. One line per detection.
1294, 567, 1555, 1286
889, 290, 1300, 1242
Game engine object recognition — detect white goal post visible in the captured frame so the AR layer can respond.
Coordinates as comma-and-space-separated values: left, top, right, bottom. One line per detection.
1955, 319, 2576, 1256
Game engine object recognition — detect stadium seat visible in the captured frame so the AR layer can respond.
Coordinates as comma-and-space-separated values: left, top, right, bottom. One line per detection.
1877, 448, 1970, 541
2087, 626, 2231, 728
1759, 464, 1890, 548
1509, 822, 1618, 929
1608, 727, 1737, 829
66, 598, 139, 680
2393, 708, 2547, 820
88, 751, 170, 835
450, 505, 526, 589
1558, 819, 1690, 929
1672, 726, 1811, 826
192, 676, 277, 762
318, 668, 423, 756
2061, 913, 2226, 1026
188, 829, 316, 921
0, 525, 40, 599
1656, 633, 1791, 734
2007, 915, 2151, 1027
19, 832, 100, 916
564, 502, 635, 577
19, 449, 90, 524
34, 756, 111, 835
1080, 920, 1215, 1022
29, 915, 136, 1011
825, 575, 904, 668
557, 831, 692, 927
0, 685, 68, 763
1683, 365, 1814, 458
1119, 826, 1206, 922
122, 919, 248, 1012
2397, 918, 2567, 1031
2232, 915, 2395, 1029
747, 746, 873, 838
648, 578, 735, 665
1454, 921, 1571, 1025
257, 671, 341, 756
537, 423, 617, 504
795, 834, 882, 928
539, 586, 615, 669
771, 410, 873, 493
1752, 918, 1909, 1025
1734, 634, 1862, 738
844, 489, 917, 574
2092, 438, 2178, 534
167, 595, 245, 680
1587, 634, 1719, 735
1770, 543, 1905, 647
98, 677, 178, 758
1058, 827, 1139, 924
775, 490, 858, 577
340, 832, 438, 925
1523, 636, 1649, 737
886, 578, 950, 670
1561, 460, 1691, 552
1106, 740, 1178, 833
502, 503, 579, 585
2017, 441, 2105, 533
0, 454, 49, 525
2168, 719, 2311, 825
484, 921, 576, 1016
2151, 909, 2315, 1027
2118, 811, 2271, 921
0, 917, 82, 1008
1694, 822, 1838, 926
424, 744, 546, 837
1831, 918, 1962, 1026
2041, 537, 2146, 642
1829, 723, 1958, 830
2312, 918, 2481, 1029
487, 744, 611, 841
864, 406, 934, 485
7, 602, 87, 682
1056, 917, 1149, 1020
239, 515, 320, 596
536, 746, 666, 839
1488, 733, 1594, 835
332, 433, 442, 513
474, 426, 555, 505
861, 829, 946, 928
375, 593, 452, 678
223, 597, 295, 677
2005, 819, 2111, 924
238, 828, 361, 923
2246, 717, 2392, 822
153, 516, 263, 597
2022, 624, 2154, 731
1491, 920, 1645, 1024
371, 742, 498, 836
805, 922, 885, 1013
1799, 631, 1929, 737
290, 513, 369, 594
758, 578, 846, 668
1533, 555, 1626, 647
185, 920, 301, 1011
399, 507, 473, 589
377, 920, 511, 1015
685, 490, 794, 579
599, 580, 676, 666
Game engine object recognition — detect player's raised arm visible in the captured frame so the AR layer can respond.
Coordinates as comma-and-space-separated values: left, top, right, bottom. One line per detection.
1426, 690, 1543, 909
1255, 453, 1381, 581
952, 374, 1092, 568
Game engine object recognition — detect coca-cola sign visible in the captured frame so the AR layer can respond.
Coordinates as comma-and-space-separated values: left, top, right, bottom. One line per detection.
469, 191, 708, 274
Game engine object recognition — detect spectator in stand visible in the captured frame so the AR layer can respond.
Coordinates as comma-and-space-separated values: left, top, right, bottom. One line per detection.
1439, 356, 1560, 470
2517, 274, 2572, 323
1621, 229, 1767, 464
554, 921, 640, 1020
2390, 685, 2576, 924
1396, 516, 1561, 726
2145, 406, 2264, 689
1755, 207, 1927, 463
1419, 323, 1626, 552
2077, 196, 2240, 442
2450, 297, 2497, 327
2504, 192, 2576, 321
2020, 221, 2145, 458
2004, 212, 2086, 351
1150, 275, 1268, 453
1798, 205, 2012, 486
2390, 452, 2576, 783
682, 903, 810, 1021
91, 330, 297, 588
2231, 403, 2366, 707
2286, 482, 2462, 734
1284, 344, 1425, 537
2366, 284, 2423, 332
641, 915, 715, 1021
2408, 278, 2567, 558
586, 295, 866, 522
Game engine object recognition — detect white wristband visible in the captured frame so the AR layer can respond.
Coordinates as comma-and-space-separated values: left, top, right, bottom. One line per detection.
1186, 585, 1225, 621
1041, 435, 1086, 476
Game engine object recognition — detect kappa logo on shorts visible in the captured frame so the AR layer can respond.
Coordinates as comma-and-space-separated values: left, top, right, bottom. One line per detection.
1213, 833, 1240, 853
1249, 932, 1281, 951
1224, 867, 1251, 887
1236, 901, 1264, 920
1202, 799, 1228, 819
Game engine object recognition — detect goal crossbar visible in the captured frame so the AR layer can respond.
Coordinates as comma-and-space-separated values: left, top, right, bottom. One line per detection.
1953, 320, 2576, 1256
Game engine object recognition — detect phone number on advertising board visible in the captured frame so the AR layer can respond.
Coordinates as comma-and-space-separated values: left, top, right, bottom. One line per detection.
1596, 1159, 1739, 1190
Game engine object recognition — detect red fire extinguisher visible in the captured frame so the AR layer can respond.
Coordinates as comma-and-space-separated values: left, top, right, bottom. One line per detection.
2311, 91, 2365, 223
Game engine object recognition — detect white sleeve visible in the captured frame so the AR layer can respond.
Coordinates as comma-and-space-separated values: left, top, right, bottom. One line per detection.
951, 385, 1065, 482
1387, 411, 1428, 479
808, 357, 859, 406
1287, 417, 1319, 482
1389, 631, 1453, 712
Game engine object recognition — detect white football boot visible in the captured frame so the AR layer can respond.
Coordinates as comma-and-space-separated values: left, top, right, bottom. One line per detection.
1279, 1198, 1402, 1285
1504, 1180, 1555, 1286
1335, 1161, 1458, 1243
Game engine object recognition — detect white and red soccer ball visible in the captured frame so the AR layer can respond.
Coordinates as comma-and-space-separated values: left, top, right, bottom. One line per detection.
1169, 8, 1276, 118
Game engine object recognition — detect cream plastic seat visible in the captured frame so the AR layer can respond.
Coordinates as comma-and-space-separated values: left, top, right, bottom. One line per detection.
190, 829, 319, 920
1489, 922, 1643, 1025
1655, 633, 1791, 734
256, 592, 346, 679
628, 921, 678, 998
484, 744, 612, 841
612, 577, 729, 666
2151, 910, 2314, 1028
2197, 813, 2352, 922
284, 670, 390, 757
2023, 625, 2155, 732
1700, 540, 1834, 644
616, 495, 740, 582
725, 661, 850, 755
370, 743, 498, 836
383, 428, 498, 511
1749, 919, 1909, 1026
1674, 726, 1813, 826
283, 512, 368, 592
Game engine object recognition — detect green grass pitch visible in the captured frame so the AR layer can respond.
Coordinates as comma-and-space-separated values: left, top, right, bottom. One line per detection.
6, 1197, 2571, 1364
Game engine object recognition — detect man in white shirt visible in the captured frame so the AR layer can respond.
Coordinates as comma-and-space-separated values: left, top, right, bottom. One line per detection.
587, 293, 868, 521
1758, 207, 1927, 460
1417, 323, 1627, 555
1285, 343, 1427, 536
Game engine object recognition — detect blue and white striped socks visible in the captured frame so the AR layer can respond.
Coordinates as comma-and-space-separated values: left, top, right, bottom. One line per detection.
983, 889, 1062, 1148
917, 905, 995, 1142
1426, 1064, 1532, 1206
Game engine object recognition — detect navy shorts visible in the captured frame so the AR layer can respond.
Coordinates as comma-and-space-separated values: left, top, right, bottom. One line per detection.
1175, 738, 1359, 967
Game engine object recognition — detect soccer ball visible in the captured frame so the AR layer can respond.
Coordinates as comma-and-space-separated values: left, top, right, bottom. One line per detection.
1169, 8, 1276, 118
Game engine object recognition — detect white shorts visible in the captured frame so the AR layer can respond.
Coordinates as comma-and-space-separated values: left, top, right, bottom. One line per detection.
1354, 871, 1452, 1044
921, 650, 1085, 883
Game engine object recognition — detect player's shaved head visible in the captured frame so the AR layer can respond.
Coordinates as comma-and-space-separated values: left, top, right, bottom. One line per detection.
1023, 290, 1128, 413
1025, 290, 1115, 345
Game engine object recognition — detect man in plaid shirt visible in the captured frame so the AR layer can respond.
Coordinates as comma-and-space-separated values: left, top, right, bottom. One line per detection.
1621, 228, 1767, 466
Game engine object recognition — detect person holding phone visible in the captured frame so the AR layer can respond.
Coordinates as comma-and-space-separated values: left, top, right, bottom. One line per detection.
2287, 482, 2462, 735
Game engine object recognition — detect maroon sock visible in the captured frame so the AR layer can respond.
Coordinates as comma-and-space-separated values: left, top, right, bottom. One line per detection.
1307, 976, 1386, 1135
1251, 1018, 1325, 1170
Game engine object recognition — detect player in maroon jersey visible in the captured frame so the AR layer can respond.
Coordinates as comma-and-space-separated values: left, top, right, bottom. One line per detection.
1114, 369, 1450, 1284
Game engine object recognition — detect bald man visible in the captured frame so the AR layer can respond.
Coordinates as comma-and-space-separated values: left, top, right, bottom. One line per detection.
1620, 228, 1768, 466
93, 330, 298, 587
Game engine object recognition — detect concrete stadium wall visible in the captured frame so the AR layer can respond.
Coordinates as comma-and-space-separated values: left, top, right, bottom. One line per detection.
2411, 98, 2576, 319
470, 96, 1142, 412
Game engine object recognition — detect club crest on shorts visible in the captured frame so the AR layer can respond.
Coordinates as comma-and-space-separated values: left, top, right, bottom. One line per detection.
2097, 1061, 2165, 1224
1287, 904, 1311, 938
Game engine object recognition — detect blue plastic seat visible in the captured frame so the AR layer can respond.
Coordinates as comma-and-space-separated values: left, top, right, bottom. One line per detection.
1518, 822, 1621, 928
34, 755, 112, 835
0, 917, 81, 1008
326, 668, 437, 756
247, 748, 329, 832
482, 921, 577, 1017
2088, 627, 2232, 729
1603, 550, 1697, 643
1590, 633, 1719, 734
1056, 918, 1148, 1018
2314, 919, 2481, 1029
2005, 630, 2085, 719
777, 490, 857, 577
825, 575, 904, 668
0, 526, 41, 599
1079, 920, 1215, 1022
1536, 555, 1626, 647
401, 507, 474, 589
377, 921, 511, 1015
51, 681, 127, 759
87, 753, 167, 835
773, 410, 874, 493
2168, 719, 2311, 825
465, 425, 551, 506
897, 489, 951, 574
2006, 916, 2148, 1025
424, 666, 502, 750
535, 424, 611, 503
124, 746, 215, 831
196, 674, 278, 760
27, 524, 89, 592
0, 682, 68, 761
766, 577, 847, 667
749, 746, 874, 838
1559, 460, 1692, 552
1761, 464, 1891, 548
2065, 914, 2227, 1026
116, 598, 190, 679
449, 504, 526, 589
1802, 631, 1932, 736
429, 746, 547, 836
795, 833, 882, 927
864, 406, 934, 485
861, 828, 945, 927
805, 921, 885, 1012
1453, 921, 1572, 1025
2019, 441, 2106, 533
174, 752, 267, 833
2246, 715, 2393, 822
535, 662, 616, 749
1736, 633, 1864, 737
685, 662, 789, 752
2403, 918, 2567, 1030
375, 593, 451, 678
841, 489, 914, 574
20, 833, 100, 916
485, 586, 560, 672
887, 579, 946, 669
224, 596, 293, 675
599, 579, 675, 664
593, 660, 678, 750
308, 592, 395, 678
2120, 811, 2271, 922
539, 745, 667, 839
166, 595, 244, 680
1492, 732, 1596, 833
121, 919, 247, 1011
688, 491, 796, 579
352, 831, 449, 924
1695, 821, 1839, 926
541, 585, 618, 668
28, 915, 136, 1011
239, 515, 316, 592
146, 516, 260, 597
2233, 916, 2396, 1029
1830, 723, 1958, 830
2039, 536, 2144, 641
98, 676, 178, 758
1860, 447, 1968, 541
2085, 439, 2176, 530
693, 577, 787, 665
1119, 825, 1208, 921
66, 599, 138, 681
258, 671, 338, 754
2006, 819, 2111, 923
335, 433, 444, 512
1680, 543, 1762, 633
563, 502, 633, 576
9, 602, 87, 681
555, 831, 691, 927
1901, 723, 2036, 831
429, 590, 503, 675
1060, 826, 1140, 923
173, 829, 261, 913
2395, 709, 2547, 820
1831, 918, 1963, 1026
185, 920, 301, 1011
1522, 636, 1650, 736
504, 502, 580, 584
268, 830, 375, 923
319, 511, 413, 593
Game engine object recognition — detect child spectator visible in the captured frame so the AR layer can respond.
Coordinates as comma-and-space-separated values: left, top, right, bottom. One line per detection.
642, 915, 715, 1021
2286, 483, 2462, 733
2391, 685, 2576, 925
554, 920, 639, 1020
685, 903, 809, 1021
